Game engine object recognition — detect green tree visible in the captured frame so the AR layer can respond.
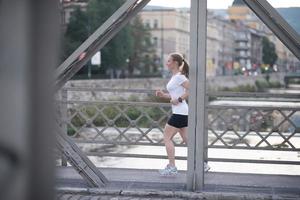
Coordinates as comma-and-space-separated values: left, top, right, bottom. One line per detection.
128, 16, 157, 76
62, 0, 156, 78
62, 0, 133, 77
86, 0, 133, 74
262, 36, 278, 68
62, 7, 88, 61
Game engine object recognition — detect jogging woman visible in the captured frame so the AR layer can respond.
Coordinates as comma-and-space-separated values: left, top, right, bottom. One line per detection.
155, 53, 189, 176
156, 53, 210, 176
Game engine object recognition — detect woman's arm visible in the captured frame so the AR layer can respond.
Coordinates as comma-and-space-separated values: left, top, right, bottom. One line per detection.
155, 89, 171, 99
180, 80, 189, 100
170, 80, 189, 105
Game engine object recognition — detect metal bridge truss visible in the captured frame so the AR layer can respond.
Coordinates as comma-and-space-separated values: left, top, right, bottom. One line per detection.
54, 0, 300, 191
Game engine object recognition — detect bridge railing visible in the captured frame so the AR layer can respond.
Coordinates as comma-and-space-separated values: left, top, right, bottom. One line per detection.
55, 87, 300, 167
55, 87, 187, 164
206, 91, 300, 166
284, 73, 300, 88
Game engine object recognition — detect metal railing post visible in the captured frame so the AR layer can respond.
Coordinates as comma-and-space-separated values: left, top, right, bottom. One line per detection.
204, 96, 209, 163
61, 89, 68, 166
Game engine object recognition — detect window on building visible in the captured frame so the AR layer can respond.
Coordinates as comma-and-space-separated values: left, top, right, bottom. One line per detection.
241, 58, 245, 63
153, 19, 158, 29
247, 33, 251, 39
145, 19, 150, 28
153, 37, 158, 47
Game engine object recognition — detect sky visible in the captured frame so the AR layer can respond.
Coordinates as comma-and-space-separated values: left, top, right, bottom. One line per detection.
148, 0, 300, 9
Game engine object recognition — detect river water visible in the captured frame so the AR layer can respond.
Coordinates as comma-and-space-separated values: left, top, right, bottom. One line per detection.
87, 145, 300, 175
62, 87, 300, 176
74, 127, 300, 176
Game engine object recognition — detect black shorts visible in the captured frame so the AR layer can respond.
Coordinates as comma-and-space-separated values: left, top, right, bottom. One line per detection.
167, 114, 188, 128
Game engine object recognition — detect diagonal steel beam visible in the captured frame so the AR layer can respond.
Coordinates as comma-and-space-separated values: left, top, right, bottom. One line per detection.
243, 0, 300, 60
55, 0, 150, 90
54, 0, 150, 188
56, 125, 108, 187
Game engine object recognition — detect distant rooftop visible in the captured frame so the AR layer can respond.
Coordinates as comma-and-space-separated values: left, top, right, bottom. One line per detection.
232, 0, 246, 6
143, 5, 175, 11
142, 5, 189, 12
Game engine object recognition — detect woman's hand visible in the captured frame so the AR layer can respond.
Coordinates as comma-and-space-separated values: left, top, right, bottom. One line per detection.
155, 89, 164, 97
170, 99, 179, 105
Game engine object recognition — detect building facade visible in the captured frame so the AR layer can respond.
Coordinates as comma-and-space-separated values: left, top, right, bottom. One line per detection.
60, 1, 299, 76
228, 1, 299, 73
268, 33, 300, 72
60, 0, 88, 28
233, 23, 263, 75
207, 12, 236, 76
138, 6, 190, 67
228, 0, 270, 33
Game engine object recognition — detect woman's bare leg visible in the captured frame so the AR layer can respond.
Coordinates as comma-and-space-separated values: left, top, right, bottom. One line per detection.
164, 124, 179, 166
179, 127, 188, 144
179, 127, 210, 171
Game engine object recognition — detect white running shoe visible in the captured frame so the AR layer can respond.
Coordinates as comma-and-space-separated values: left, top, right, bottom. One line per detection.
159, 164, 178, 176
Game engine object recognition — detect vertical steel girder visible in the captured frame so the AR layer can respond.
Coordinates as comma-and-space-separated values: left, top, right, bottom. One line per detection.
0, 0, 59, 200
188, 0, 300, 192
187, 0, 207, 191
243, 0, 300, 60
55, 0, 151, 90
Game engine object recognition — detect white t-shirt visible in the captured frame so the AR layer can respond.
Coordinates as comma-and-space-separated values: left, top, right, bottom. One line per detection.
166, 73, 188, 115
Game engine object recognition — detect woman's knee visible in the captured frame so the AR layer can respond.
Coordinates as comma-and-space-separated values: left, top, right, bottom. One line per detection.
163, 135, 172, 144
179, 129, 188, 143
163, 127, 177, 145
